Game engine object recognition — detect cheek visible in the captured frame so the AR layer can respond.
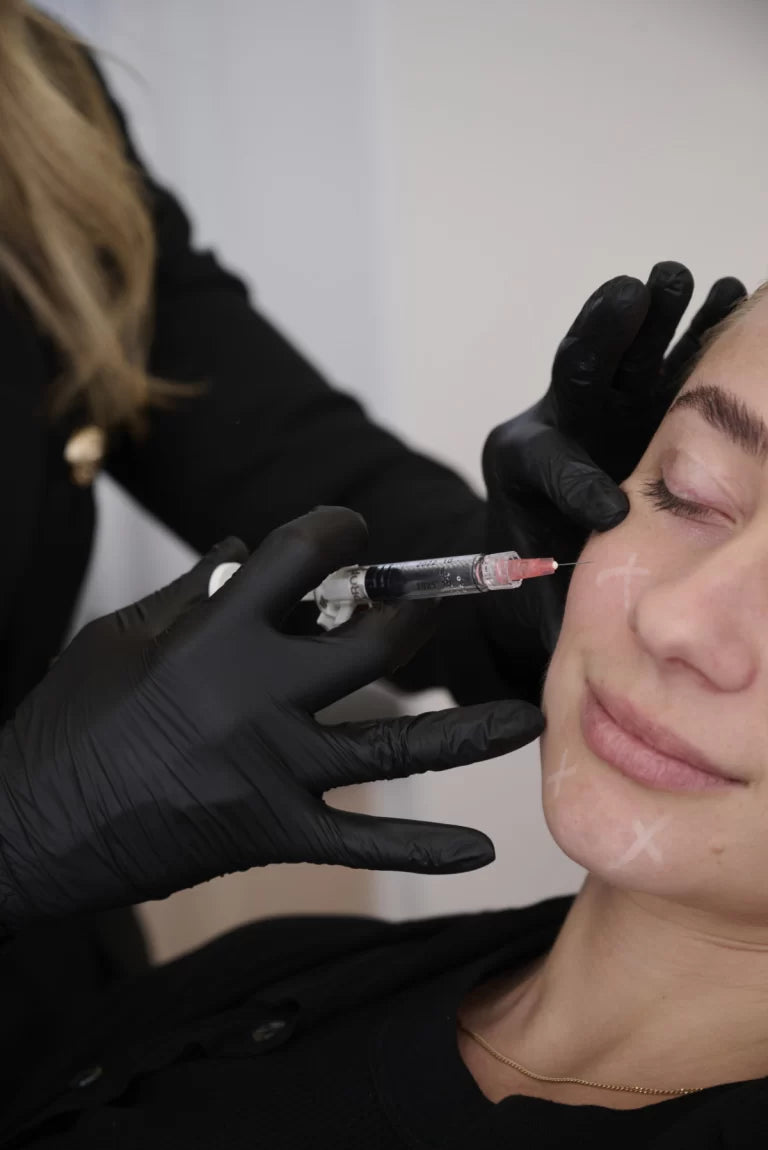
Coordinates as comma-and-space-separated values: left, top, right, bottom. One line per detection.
541, 750, 768, 922
539, 527, 768, 922
548, 490, 674, 674
540, 530, 658, 877
566, 514, 655, 623
545, 529, 644, 687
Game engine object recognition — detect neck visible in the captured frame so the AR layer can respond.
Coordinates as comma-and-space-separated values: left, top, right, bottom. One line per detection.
471, 877, 768, 1092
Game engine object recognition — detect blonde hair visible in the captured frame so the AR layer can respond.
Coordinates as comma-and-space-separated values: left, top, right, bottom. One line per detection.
0, 1, 161, 430
700, 281, 768, 355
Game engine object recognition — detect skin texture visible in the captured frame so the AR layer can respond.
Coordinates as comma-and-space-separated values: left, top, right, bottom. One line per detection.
459, 292, 768, 1110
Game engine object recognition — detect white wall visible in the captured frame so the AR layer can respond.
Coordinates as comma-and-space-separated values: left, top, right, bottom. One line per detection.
43, 1, 768, 955
367, 0, 768, 923
377, 0, 768, 486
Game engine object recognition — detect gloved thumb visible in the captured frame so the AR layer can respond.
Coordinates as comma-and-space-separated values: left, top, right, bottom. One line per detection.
123, 537, 249, 638
509, 422, 629, 532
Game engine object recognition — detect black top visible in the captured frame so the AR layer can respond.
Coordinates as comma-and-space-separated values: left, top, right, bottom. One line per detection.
0, 36, 519, 1126
1, 896, 764, 1148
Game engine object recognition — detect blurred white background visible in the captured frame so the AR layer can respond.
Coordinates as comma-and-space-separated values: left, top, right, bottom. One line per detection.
45, 0, 768, 960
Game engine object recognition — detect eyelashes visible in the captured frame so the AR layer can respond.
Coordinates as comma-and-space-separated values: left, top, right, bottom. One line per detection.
641, 476, 723, 523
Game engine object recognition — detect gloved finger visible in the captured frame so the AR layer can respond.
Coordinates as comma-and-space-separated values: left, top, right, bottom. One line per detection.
293, 600, 438, 713
312, 699, 544, 790
319, 807, 495, 873
116, 536, 249, 638
493, 420, 629, 531
612, 261, 693, 394
212, 507, 368, 628
549, 275, 649, 412
662, 276, 747, 388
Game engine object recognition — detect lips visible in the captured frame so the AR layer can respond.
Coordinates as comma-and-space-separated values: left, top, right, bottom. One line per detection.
580, 683, 746, 793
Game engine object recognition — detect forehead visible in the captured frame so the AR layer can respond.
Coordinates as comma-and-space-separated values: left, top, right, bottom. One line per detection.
689, 295, 768, 413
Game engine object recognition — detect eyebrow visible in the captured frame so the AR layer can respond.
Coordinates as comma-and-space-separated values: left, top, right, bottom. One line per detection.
667, 383, 768, 464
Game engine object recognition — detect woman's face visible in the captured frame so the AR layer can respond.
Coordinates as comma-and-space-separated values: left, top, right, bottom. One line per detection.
541, 292, 768, 923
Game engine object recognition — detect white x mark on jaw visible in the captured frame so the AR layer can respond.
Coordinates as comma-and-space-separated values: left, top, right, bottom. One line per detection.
595, 552, 651, 612
607, 814, 671, 870
547, 751, 578, 798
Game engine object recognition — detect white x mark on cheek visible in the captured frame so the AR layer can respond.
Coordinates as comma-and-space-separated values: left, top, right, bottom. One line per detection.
606, 814, 671, 870
595, 552, 651, 612
546, 750, 578, 798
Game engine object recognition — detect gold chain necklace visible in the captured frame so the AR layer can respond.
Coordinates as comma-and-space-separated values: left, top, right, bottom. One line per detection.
457, 1021, 705, 1097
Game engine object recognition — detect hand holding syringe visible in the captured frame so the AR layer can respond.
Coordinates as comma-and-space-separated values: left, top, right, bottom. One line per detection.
209, 549, 588, 630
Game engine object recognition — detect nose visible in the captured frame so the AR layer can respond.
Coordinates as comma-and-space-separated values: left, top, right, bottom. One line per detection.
629, 545, 762, 693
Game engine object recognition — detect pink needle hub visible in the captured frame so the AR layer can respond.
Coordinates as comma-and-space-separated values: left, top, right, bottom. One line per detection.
496, 556, 557, 582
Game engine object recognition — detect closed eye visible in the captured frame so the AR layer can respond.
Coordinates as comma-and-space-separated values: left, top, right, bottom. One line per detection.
641, 476, 726, 524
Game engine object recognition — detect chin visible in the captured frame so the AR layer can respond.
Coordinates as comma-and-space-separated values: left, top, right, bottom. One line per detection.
541, 650, 666, 882
539, 734, 751, 913
539, 723, 685, 895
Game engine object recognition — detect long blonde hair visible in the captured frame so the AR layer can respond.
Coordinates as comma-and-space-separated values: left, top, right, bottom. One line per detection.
0, 1, 159, 430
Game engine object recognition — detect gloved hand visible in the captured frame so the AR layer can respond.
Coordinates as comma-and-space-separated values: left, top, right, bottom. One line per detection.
481, 262, 746, 697
0, 507, 543, 934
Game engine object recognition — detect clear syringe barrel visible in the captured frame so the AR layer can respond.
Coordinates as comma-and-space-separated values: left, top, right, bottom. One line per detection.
208, 552, 556, 626
354, 551, 556, 602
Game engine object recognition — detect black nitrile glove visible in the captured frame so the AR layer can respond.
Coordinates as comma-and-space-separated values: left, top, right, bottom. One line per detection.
0, 507, 544, 934
481, 262, 746, 698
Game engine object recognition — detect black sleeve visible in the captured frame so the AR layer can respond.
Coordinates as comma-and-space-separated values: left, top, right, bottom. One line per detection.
97, 62, 516, 704
111, 207, 485, 567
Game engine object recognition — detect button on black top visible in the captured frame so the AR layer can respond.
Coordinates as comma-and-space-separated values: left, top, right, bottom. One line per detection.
70, 1066, 103, 1090
251, 1019, 287, 1043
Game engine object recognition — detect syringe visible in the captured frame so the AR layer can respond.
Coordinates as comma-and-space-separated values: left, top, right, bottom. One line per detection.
208, 550, 584, 630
